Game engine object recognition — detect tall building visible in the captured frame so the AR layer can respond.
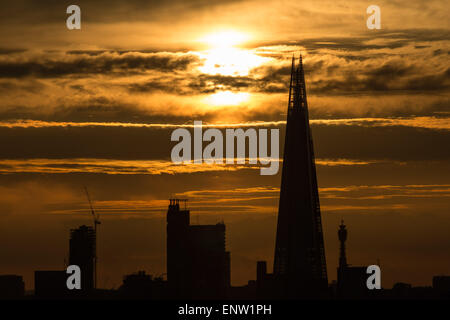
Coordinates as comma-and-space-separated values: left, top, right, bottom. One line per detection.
338, 220, 348, 269
273, 55, 328, 298
166, 199, 230, 298
69, 225, 95, 293
336, 221, 371, 298
167, 199, 190, 296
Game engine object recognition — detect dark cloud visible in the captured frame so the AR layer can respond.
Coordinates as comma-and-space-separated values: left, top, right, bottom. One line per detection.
0, 48, 27, 55
185, 59, 448, 95
0, 122, 448, 162
313, 124, 450, 161
127, 56, 449, 96
405, 68, 450, 91
309, 62, 449, 95
0, 51, 200, 78
256, 29, 450, 53
0, 0, 243, 24
433, 49, 450, 56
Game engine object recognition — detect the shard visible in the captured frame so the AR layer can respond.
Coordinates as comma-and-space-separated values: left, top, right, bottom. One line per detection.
273, 55, 328, 297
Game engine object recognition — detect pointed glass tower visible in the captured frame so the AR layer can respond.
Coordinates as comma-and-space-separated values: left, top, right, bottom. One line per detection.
273, 55, 328, 297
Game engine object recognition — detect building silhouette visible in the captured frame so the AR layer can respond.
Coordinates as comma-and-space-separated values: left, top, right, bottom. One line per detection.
336, 221, 372, 298
272, 55, 328, 298
338, 220, 348, 270
34, 270, 67, 298
69, 225, 95, 294
34, 225, 96, 298
433, 276, 450, 297
0, 275, 24, 299
167, 199, 230, 299
119, 271, 168, 299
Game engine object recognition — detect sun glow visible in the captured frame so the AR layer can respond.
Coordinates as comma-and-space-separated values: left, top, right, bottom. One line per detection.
204, 91, 250, 106
201, 31, 249, 48
197, 30, 268, 76
197, 30, 268, 108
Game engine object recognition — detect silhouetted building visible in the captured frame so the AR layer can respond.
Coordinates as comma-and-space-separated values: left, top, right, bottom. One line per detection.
255, 261, 282, 299
433, 276, 450, 297
69, 225, 95, 293
167, 199, 230, 299
273, 55, 328, 298
119, 271, 168, 299
338, 220, 348, 269
385, 282, 438, 299
34, 270, 67, 298
336, 221, 371, 298
338, 267, 369, 298
0, 275, 24, 299
228, 280, 257, 299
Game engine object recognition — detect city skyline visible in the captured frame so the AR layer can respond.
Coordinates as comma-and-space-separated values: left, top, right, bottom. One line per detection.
0, 0, 449, 293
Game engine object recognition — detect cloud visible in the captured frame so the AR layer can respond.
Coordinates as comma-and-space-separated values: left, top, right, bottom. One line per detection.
0, 51, 200, 78
0, 158, 249, 175
261, 28, 450, 52
0, 118, 448, 162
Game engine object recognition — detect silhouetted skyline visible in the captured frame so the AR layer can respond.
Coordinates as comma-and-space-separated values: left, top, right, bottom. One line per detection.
0, 0, 449, 297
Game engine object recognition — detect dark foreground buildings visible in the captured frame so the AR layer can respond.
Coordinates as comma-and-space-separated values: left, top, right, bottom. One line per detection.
34, 270, 67, 298
0, 275, 24, 299
119, 271, 168, 299
34, 225, 96, 298
167, 199, 230, 299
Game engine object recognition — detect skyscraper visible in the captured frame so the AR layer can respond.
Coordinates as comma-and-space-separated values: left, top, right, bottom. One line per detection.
166, 199, 230, 298
273, 55, 328, 298
69, 225, 95, 293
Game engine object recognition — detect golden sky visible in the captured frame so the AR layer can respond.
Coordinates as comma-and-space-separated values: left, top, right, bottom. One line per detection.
0, 0, 449, 290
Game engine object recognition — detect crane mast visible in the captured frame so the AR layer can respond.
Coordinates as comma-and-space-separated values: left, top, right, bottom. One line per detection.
84, 186, 100, 289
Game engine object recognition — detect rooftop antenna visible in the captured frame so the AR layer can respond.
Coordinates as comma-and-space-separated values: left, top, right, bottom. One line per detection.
84, 186, 101, 289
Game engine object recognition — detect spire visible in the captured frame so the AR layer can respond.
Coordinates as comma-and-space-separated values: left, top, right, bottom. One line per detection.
273, 51, 327, 298
338, 220, 348, 268
287, 53, 308, 111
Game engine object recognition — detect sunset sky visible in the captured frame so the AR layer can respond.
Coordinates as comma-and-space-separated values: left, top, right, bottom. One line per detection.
0, 0, 449, 290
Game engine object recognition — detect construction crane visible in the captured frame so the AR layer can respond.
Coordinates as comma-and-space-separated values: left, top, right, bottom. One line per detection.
84, 186, 100, 289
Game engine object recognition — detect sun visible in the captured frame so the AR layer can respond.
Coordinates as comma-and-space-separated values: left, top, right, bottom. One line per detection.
196, 30, 268, 77
196, 30, 269, 109
200, 31, 249, 49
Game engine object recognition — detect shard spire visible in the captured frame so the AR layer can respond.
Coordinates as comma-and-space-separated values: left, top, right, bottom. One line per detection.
273, 54, 328, 297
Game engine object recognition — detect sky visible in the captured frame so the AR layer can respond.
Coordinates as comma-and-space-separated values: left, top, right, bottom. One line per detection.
0, 0, 449, 290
